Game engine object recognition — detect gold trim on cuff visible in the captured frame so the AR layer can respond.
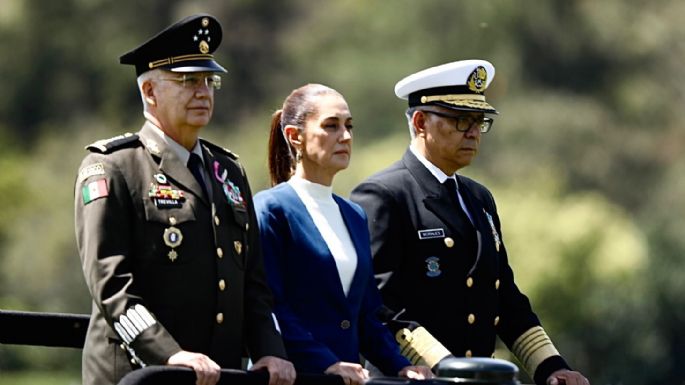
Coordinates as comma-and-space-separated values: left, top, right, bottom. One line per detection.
511, 326, 560, 377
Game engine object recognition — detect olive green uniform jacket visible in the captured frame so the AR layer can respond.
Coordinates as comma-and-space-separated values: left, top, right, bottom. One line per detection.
75, 122, 286, 385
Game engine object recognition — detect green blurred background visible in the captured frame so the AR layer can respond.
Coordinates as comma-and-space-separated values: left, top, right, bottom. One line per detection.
1, 0, 683, 384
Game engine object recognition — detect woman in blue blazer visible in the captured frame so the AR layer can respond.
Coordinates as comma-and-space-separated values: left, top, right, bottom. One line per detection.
254, 84, 432, 385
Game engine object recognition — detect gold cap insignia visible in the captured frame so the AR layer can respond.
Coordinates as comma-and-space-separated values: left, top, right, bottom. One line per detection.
199, 40, 209, 54
467, 66, 488, 94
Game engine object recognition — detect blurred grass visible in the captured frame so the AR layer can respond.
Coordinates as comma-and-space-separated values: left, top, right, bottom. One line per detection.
0, 371, 80, 385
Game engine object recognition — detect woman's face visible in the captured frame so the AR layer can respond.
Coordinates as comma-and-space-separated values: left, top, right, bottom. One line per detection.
299, 93, 353, 182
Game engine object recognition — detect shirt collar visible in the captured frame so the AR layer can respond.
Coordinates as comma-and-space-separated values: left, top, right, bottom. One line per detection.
147, 119, 203, 166
409, 144, 457, 186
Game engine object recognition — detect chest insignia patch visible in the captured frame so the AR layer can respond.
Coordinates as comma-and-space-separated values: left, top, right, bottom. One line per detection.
484, 209, 501, 252
153, 173, 167, 184
148, 182, 185, 208
418, 228, 445, 240
213, 161, 245, 207
425, 256, 442, 277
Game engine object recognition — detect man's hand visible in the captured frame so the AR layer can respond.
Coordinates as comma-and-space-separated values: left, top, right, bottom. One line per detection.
250, 355, 296, 385
398, 365, 434, 379
547, 369, 590, 385
325, 361, 368, 385
167, 350, 221, 385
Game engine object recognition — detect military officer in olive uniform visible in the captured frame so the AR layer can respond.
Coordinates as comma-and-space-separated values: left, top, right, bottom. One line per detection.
350, 60, 589, 385
74, 14, 295, 385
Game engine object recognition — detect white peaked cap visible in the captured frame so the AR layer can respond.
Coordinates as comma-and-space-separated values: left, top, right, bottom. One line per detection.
394, 59, 497, 113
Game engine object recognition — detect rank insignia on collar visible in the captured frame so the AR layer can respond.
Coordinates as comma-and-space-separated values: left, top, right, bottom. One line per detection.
425, 256, 442, 277
146, 141, 161, 155
149, 183, 185, 208
484, 209, 501, 252
213, 161, 245, 207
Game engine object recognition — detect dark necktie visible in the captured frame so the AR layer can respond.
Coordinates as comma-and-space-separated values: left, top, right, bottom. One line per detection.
443, 177, 473, 227
187, 152, 208, 198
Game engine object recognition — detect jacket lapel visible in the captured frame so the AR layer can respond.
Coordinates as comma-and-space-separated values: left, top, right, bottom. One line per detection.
334, 195, 368, 307
402, 150, 474, 239
457, 176, 490, 275
138, 122, 208, 206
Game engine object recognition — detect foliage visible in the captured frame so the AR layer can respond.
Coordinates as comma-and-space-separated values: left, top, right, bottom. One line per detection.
0, 0, 684, 383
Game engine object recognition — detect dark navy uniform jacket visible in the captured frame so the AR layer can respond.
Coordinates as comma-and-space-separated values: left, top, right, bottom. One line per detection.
351, 149, 569, 384
74, 122, 286, 385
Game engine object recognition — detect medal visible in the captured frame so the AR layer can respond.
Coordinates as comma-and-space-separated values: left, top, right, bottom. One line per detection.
163, 217, 183, 262
213, 161, 245, 207
484, 209, 501, 252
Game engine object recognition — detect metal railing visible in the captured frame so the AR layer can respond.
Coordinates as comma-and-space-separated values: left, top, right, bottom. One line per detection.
0, 309, 523, 385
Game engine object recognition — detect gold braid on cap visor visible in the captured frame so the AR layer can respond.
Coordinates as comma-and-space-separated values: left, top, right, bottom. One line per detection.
420, 94, 495, 111
148, 53, 215, 69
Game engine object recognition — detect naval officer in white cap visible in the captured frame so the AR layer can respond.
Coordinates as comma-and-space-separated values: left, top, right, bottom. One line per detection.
351, 60, 590, 385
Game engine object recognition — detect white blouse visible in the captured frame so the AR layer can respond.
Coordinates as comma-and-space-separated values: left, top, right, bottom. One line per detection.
288, 176, 358, 296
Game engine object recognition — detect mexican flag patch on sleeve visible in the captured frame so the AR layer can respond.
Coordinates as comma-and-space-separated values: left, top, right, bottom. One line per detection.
82, 179, 109, 204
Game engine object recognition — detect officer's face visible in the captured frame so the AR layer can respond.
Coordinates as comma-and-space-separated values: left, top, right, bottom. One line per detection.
418, 109, 483, 174
300, 94, 353, 182
152, 71, 216, 132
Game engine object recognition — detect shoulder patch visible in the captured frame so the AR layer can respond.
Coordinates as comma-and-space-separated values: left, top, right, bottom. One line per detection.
200, 139, 239, 160
77, 162, 105, 185
86, 133, 140, 153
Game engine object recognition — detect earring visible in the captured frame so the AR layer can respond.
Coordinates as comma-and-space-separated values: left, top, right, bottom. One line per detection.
295, 149, 302, 162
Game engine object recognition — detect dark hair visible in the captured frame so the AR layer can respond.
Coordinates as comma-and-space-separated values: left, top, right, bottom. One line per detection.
268, 83, 341, 186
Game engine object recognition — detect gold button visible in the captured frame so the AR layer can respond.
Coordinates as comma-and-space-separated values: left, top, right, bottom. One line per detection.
120, 343, 126, 351
494, 316, 500, 326
219, 279, 226, 291
214, 216, 220, 226
169, 216, 177, 225
468, 314, 476, 324
466, 277, 474, 288
216, 313, 224, 324
465, 350, 473, 358
234, 241, 242, 255
340, 320, 351, 330
444, 237, 454, 248
495, 279, 500, 289
245, 223, 249, 231
130, 358, 137, 365
217, 247, 224, 258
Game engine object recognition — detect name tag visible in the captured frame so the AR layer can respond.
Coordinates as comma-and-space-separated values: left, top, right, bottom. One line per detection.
418, 228, 445, 240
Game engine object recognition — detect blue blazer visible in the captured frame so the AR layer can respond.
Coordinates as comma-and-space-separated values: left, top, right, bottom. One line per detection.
254, 183, 410, 375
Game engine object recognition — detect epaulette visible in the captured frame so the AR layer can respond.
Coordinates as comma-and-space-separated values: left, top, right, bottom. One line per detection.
86, 133, 140, 153
200, 139, 239, 160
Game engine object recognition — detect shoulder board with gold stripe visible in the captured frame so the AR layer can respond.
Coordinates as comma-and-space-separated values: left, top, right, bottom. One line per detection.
86, 133, 140, 153
200, 139, 239, 160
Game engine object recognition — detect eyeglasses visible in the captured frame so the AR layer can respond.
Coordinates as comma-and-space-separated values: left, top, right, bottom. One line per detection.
160, 74, 222, 90
422, 110, 493, 133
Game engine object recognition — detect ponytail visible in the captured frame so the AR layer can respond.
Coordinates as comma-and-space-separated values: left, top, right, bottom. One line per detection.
267, 109, 294, 186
